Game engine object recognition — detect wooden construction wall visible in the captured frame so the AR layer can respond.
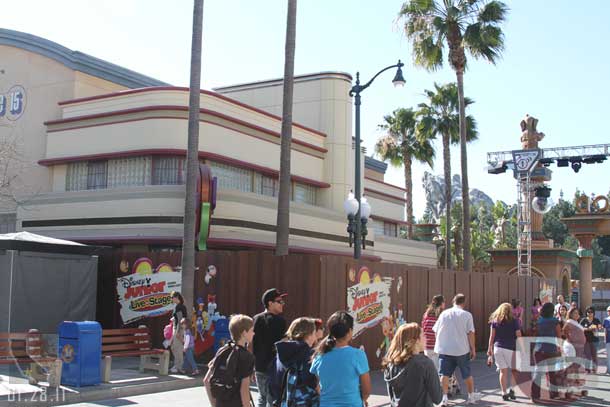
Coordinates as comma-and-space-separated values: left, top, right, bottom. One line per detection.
97, 249, 560, 369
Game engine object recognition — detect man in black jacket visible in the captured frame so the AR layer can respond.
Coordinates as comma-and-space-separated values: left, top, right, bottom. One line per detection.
253, 288, 287, 407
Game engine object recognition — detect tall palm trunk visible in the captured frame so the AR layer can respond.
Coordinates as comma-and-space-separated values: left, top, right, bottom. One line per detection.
404, 154, 413, 239
180, 0, 204, 311
275, 0, 297, 256
442, 133, 452, 269
456, 70, 471, 272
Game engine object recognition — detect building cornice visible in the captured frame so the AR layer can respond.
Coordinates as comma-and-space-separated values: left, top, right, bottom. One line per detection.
57, 87, 327, 138
44, 105, 327, 155
213, 71, 353, 93
0, 28, 168, 88
364, 156, 388, 174
38, 148, 331, 188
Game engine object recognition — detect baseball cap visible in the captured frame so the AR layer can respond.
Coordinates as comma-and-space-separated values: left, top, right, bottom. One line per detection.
606, 305, 610, 311
262, 288, 287, 307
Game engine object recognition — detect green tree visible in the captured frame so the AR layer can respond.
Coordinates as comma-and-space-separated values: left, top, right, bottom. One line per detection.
417, 82, 478, 269
399, 0, 508, 271
181, 0, 204, 312
542, 197, 576, 246
275, 0, 298, 256
376, 108, 435, 239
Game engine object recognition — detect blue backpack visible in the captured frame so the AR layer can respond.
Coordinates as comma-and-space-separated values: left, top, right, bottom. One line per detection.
274, 362, 319, 407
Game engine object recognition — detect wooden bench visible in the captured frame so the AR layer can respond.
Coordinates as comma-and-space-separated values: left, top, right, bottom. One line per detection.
101, 327, 169, 382
0, 330, 62, 387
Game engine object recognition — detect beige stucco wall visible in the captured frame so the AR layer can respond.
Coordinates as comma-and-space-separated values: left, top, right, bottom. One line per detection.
46, 117, 325, 184
375, 235, 437, 266
215, 74, 354, 214
0, 46, 125, 215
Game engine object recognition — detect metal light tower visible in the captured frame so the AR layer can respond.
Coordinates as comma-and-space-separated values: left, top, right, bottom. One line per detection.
487, 116, 610, 276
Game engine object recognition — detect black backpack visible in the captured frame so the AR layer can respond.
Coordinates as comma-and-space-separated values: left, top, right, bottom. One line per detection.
209, 342, 243, 401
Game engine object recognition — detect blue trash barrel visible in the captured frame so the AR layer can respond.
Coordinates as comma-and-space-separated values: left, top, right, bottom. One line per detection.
58, 321, 101, 387
213, 318, 231, 352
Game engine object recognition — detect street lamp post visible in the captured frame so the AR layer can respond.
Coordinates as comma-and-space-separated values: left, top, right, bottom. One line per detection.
347, 60, 405, 259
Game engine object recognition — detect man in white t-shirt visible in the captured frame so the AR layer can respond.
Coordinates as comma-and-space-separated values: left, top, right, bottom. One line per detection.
554, 295, 566, 317
433, 294, 481, 406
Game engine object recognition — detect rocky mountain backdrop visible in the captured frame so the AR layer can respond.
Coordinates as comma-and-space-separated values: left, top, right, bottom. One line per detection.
422, 171, 498, 222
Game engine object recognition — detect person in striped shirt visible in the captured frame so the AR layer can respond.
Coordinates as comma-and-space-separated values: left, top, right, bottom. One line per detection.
422, 295, 445, 372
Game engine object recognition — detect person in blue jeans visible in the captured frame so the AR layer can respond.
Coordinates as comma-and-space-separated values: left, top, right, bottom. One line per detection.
433, 294, 481, 406
180, 318, 200, 375
310, 311, 371, 407
604, 305, 610, 375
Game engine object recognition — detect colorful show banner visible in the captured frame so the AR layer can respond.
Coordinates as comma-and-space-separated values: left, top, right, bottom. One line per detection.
117, 262, 181, 324
347, 267, 392, 338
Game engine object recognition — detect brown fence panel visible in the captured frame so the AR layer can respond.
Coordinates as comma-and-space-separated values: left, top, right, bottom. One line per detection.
406, 268, 429, 323
498, 274, 509, 303
483, 273, 499, 347
455, 272, 471, 309
470, 273, 485, 349
428, 271, 442, 301
441, 272, 455, 304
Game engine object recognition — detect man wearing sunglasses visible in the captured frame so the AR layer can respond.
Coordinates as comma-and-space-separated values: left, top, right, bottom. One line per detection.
253, 288, 288, 407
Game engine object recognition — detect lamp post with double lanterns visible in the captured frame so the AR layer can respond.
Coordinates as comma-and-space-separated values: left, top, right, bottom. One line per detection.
345, 60, 406, 259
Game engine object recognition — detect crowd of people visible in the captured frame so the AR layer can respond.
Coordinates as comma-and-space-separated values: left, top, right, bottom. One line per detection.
163, 289, 610, 407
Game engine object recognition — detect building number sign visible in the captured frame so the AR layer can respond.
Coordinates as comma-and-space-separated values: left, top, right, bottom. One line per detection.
0, 85, 26, 121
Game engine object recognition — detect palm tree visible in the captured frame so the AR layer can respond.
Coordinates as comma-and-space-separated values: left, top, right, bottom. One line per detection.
181, 0, 204, 312
417, 82, 478, 269
399, 0, 508, 271
275, 0, 297, 256
376, 108, 435, 239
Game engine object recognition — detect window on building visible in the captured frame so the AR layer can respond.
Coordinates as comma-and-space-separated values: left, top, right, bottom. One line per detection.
108, 156, 151, 188
383, 221, 398, 237
86, 161, 108, 190
208, 161, 253, 193
261, 176, 279, 197
66, 162, 88, 191
152, 156, 184, 185
0, 213, 16, 234
293, 182, 316, 205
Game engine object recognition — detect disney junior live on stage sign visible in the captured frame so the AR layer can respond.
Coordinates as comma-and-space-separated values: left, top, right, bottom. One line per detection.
116, 258, 181, 324
347, 267, 392, 338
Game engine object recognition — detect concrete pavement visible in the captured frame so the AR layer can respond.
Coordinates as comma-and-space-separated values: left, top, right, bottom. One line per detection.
2, 349, 607, 406
63, 349, 609, 407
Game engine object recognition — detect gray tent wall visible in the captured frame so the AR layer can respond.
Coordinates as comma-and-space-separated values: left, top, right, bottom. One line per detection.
0, 250, 98, 334
0, 251, 12, 332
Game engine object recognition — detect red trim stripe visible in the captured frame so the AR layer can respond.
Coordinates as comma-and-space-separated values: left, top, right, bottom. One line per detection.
38, 148, 331, 188
364, 188, 407, 203
364, 176, 407, 192
57, 87, 327, 138
73, 236, 382, 261
45, 105, 327, 154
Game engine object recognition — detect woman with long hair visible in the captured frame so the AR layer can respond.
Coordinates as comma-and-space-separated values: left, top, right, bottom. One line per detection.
511, 299, 524, 327
531, 298, 542, 333
270, 317, 319, 406
383, 323, 442, 407
557, 304, 569, 329
422, 295, 445, 371
310, 311, 371, 407
580, 306, 602, 372
170, 291, 187, 373
562, 308, 587, 399
487, 303, 521, 401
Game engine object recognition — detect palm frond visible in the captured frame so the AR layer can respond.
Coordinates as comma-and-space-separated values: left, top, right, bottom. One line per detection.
478, 1, 508, 23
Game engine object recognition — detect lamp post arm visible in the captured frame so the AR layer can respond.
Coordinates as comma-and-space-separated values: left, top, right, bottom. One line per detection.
349, 61, 404, 96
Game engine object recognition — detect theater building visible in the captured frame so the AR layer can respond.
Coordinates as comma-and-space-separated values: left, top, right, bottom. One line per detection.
0, 28, 436, 266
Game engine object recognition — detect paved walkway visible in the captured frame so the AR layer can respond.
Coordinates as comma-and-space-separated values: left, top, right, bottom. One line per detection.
2, 349, 608, 406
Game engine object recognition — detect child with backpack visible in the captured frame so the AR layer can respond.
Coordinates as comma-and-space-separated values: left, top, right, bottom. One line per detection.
269, 317, 319, 407
181, 318, 200, 376
204, 314, 255, 407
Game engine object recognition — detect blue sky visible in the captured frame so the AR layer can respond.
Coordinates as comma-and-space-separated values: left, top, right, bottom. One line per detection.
2, 0, 609, 218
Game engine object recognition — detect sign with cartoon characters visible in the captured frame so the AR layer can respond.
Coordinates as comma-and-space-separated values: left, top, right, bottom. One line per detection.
347, 266, 392, 339
116, 258, 181, 324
